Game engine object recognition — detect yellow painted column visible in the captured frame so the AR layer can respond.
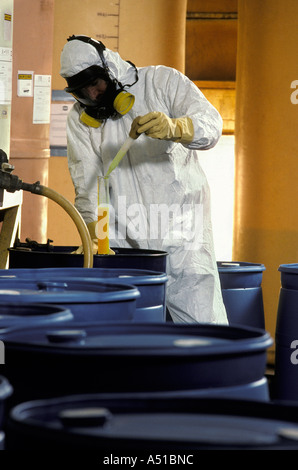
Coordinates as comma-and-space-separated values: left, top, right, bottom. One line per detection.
234, 0, 298, 364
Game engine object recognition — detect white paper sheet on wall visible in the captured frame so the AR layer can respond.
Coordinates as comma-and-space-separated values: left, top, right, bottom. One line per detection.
4, 12, 12, 41
33, 74, 51, 124
17, 70, 34, 97
0, 46, 12, 105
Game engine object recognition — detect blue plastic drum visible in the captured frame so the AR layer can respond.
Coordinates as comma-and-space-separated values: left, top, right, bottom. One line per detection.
275, 264, 298, 401
0, 268, 167, 323
0, 322, 273, 405
217, 262, 266, 329
0, 279, 139, 323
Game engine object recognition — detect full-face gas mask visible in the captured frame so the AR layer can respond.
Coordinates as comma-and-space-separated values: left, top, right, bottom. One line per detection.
64, 35, 138, 127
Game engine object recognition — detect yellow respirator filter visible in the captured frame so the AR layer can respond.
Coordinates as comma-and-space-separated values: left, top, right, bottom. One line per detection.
113, 91, 135, 115
80, 111, 102, 128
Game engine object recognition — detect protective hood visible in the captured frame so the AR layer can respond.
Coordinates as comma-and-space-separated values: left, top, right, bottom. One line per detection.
60, 37, 137, 90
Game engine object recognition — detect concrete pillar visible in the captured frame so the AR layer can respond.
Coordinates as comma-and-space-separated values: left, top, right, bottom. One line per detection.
10, 0, 54, 242
234, 0, 298, 363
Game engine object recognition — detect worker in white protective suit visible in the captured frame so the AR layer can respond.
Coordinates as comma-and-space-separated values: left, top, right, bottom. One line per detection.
60, 35, 228, 325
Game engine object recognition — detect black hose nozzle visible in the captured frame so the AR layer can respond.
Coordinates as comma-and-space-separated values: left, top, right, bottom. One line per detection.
0, 170, 23, 193
0, 149, 43, 194
0, 170, 43, 194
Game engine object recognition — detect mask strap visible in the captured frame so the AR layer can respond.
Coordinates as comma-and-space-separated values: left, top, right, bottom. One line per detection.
124, 60, 139, 88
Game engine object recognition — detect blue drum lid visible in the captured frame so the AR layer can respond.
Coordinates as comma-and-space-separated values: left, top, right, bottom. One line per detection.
0, 267, 168, 286
16, 412, 285, 446
278, 264, 298, 273
0, 303, 73, 330
278, 264, 298, 289
0, 279, 140, 304
217, 262, 266, 272
0, 322, 273, 356
9, 395, 298, 449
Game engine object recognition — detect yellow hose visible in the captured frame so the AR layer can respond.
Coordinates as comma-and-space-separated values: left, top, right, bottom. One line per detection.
39, 185, 93, 268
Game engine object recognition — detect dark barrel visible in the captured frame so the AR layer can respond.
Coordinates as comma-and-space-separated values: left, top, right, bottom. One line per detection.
275, 264, 298, 401
217, 261, 266, 329
0, 322, 272, 405
9, 245, 168, 273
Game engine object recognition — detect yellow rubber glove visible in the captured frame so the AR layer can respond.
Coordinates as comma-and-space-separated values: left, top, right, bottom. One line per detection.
131, 111, 194, 144
72, 221, 115, 255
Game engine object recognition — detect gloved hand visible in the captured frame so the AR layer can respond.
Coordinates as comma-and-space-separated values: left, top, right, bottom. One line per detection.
72, 221, 115, 255
130, 111, 194, 144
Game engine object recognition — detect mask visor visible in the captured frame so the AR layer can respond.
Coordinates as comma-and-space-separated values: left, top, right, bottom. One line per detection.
71, 89, 98, 107
64, 65, 108, 93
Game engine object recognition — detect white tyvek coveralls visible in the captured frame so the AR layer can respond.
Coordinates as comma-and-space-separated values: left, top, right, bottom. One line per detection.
60, 39, 228, 325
